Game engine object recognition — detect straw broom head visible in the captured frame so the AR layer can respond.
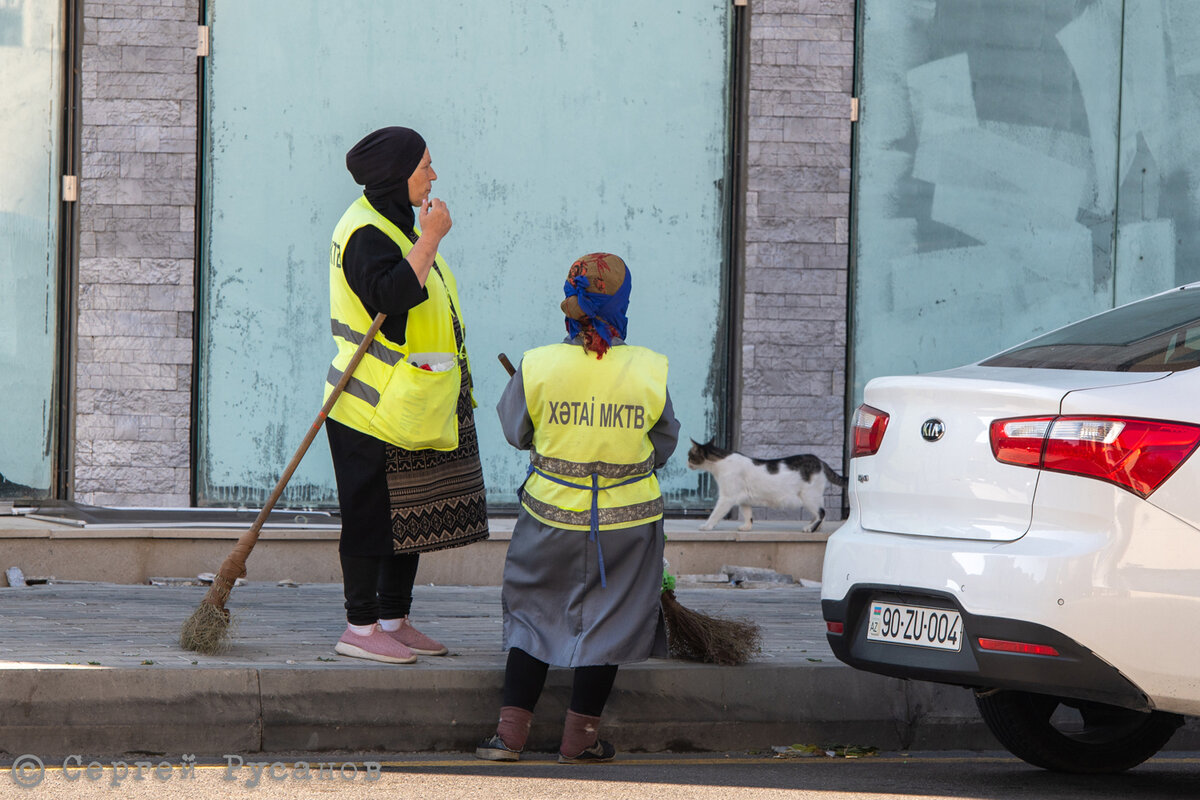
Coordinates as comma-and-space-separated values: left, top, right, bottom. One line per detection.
660, 589, 761, 666
179, 558, 244, 654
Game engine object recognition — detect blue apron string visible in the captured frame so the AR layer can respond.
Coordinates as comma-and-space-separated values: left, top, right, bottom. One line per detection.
526, 466, 654, 590
590, 473, 605, 587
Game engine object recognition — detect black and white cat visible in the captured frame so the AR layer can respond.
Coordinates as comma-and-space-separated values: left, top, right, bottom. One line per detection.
686, 438, 847, 533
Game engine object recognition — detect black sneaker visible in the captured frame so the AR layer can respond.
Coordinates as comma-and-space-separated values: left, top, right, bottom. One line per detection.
558, 739, 616, 764
475, 734, 521, 762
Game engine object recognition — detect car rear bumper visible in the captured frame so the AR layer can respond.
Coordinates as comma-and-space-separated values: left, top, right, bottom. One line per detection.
821, 475, 1200, 715
821, 584, 1150, 710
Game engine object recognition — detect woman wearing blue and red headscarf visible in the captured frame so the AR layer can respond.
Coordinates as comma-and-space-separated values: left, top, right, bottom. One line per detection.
479, 253, 680, 763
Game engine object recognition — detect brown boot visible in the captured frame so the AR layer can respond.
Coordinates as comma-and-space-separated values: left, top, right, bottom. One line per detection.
558, 710, 615, 763
475, 706, 533, 762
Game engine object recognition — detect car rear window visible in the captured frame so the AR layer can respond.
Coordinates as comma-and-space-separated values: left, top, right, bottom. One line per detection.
982, 286, 1200, 372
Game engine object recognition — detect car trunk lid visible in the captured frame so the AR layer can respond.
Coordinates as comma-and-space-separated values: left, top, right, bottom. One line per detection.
854, 366, 1164, 541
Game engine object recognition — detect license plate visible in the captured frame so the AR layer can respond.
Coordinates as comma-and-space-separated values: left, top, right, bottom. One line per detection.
866, 601, 963, 652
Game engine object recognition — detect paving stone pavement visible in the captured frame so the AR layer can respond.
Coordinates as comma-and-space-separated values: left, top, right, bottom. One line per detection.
0, 582, 832, 670
4, 582, 1198, 757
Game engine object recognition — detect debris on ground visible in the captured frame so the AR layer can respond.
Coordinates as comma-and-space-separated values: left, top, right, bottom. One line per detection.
684, 573, 732, 584
772, 743, 879, 759
722, 565, 796, 586
149, 576, 206, 586
674, 565, 801, 588
5, 566, 26, 588
196, 573, 246, 587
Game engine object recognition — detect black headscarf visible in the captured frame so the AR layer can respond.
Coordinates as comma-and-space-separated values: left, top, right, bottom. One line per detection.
345, 126, 427, 233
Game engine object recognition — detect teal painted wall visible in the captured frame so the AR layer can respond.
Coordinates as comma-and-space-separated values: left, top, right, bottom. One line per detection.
198, 2, 733, 508
1115, 0, 1200, 304
0, 0, 62, 496
854, 0, 1200, 402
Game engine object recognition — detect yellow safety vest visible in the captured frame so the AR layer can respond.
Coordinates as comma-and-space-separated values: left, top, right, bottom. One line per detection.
324, 196, 471, 450
520, 342, 668, 532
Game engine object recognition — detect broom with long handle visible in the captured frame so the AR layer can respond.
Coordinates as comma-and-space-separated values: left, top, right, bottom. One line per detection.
497, 352, 760, 666
180, 312, 387, 654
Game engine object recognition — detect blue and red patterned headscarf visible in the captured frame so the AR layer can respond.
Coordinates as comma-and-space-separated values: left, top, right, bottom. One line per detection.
560, 253, 631, 359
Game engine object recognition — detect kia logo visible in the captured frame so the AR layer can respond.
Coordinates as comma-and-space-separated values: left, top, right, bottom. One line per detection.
921, 419, 945, 442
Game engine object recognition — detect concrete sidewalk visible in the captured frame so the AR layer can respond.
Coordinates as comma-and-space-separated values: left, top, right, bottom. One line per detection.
0, 580, 978, 758
2, 581, 1196, 759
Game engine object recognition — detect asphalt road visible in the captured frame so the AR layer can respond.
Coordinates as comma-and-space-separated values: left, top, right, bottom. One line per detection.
4, 752, 1199, 799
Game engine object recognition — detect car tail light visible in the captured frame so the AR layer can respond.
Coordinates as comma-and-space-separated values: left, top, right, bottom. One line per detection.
990, 417, 1055, 467
826, 621, 844, 634
990, 415, 1200, 498
852, 404, 890, 458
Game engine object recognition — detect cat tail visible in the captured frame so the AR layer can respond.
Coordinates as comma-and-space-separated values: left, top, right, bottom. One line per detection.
823, 462, 848, 487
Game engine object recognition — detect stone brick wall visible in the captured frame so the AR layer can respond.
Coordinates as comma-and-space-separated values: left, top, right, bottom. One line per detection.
75, 0, 199, 506
740, 0, 854, 516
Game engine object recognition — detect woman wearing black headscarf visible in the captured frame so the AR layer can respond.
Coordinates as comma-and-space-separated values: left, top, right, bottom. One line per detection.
324, 126, 488, 664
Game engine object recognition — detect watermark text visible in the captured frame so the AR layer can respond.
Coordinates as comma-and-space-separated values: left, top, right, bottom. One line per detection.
7, 754, 383, 788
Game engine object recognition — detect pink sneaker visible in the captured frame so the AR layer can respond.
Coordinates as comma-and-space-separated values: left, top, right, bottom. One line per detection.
334, 625, 417, 664
383, 617, 448, 656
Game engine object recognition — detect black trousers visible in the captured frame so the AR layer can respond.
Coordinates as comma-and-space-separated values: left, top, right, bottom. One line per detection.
327, 417, 396, 557
340, 551, 420, 626
502, 647, 619, 717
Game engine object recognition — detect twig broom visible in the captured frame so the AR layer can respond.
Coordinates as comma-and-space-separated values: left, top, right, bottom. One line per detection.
180, 312, 387, 654
660, 586, 760, 666
496, 352, 761, 666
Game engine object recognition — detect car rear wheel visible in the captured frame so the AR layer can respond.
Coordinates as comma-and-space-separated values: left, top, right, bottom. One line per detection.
975, 690, 1183, 774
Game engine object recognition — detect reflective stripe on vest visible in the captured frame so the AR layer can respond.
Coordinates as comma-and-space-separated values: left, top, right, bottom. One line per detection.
520, 343, 668, 532
329, 319, 404, 366
325, 363, 379, 406
524, 463, 655, 588
324, 196, 468, 445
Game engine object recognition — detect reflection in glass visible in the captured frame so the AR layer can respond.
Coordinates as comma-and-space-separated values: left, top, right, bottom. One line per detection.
0, 0, 63, 499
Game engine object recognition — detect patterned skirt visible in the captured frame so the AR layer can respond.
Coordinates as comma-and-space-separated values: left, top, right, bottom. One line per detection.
384, 377, 490, 553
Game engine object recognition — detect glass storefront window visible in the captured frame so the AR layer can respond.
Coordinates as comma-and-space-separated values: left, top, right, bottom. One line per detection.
0, 0, 64, 499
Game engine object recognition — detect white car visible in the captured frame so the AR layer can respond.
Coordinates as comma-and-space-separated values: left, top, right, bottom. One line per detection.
822, 283, 1200, 773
